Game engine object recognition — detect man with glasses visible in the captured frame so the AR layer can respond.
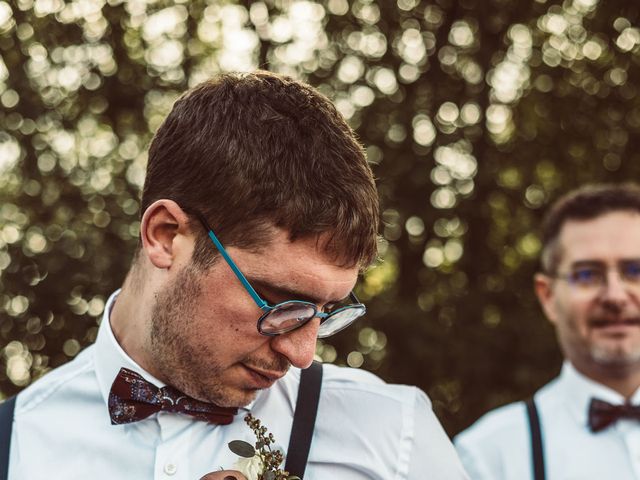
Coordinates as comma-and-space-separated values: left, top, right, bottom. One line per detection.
455, 183, 640, 480
2, 71, 467, 480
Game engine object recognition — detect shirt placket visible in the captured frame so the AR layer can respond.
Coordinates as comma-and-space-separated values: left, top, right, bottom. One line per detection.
621, 421, 640, 479
154, 412, 193, 480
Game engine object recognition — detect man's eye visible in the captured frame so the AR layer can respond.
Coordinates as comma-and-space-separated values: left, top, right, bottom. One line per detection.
257, 292, 278, 306
622, 263, 640, 281
570, 268, 602, 284
319, 302, 335, 313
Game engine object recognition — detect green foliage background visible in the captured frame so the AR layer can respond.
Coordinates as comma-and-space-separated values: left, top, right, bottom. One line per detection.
1, 0, 639, 435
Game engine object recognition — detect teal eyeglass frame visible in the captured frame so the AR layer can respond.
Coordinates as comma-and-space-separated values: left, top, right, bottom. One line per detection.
190, 210, 366, 338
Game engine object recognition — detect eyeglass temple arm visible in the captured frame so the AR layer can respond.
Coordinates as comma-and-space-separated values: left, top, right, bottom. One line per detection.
206, 230, 268, 306
192, 212, 268, 310
350, 291, 363, 304
208, 230, 363, 312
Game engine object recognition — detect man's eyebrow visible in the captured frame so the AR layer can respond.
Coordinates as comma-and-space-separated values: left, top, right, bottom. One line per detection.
570, 260, 606, 268
571, 259, 640, 267
248, 278, 345, 305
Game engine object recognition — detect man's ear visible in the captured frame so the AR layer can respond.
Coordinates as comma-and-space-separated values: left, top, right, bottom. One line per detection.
534, 273, 559, 325
140, 200, 191, 269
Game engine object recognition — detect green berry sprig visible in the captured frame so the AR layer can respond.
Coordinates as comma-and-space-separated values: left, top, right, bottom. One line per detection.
228, 413, 301, 480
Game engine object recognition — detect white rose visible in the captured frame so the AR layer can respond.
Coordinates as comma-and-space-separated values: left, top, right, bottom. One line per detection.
233, 454, 265, 480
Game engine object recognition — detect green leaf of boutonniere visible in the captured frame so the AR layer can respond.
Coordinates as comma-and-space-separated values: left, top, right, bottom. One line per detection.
228, 440, 256, 458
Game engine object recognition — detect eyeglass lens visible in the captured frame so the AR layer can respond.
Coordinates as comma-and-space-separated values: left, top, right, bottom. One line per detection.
317, 307, 365, 338
259, 302, 317, 334
567, 261, 640, 288
259, 302, 365, 337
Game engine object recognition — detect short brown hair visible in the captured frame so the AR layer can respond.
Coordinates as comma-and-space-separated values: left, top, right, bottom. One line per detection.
141, 71, 379, 269
540, 183, 640, 274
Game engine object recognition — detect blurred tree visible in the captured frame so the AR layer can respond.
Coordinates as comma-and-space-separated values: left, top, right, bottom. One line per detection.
2, 0, 640, 436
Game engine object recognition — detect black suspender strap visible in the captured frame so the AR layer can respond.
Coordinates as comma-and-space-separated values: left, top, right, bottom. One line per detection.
0, 396, 16, 480
284, 361, 323, 479
525, 397, 546, 480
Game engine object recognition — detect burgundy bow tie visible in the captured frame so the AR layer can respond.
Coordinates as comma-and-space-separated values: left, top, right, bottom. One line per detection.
108, 367, 237, 425
588, 398, 640, 432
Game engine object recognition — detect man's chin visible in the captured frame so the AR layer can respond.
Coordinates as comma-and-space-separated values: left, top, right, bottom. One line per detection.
591, 343, 640, 368
210, 387, 260, 408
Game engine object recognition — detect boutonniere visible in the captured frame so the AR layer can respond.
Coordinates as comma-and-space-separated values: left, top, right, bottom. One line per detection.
229, 414, 301, 480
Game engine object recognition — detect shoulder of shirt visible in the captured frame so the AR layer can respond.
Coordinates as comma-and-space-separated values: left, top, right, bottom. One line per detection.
455, 375, 561, 447
14, 345, 96, 416
455, 400, 528, 448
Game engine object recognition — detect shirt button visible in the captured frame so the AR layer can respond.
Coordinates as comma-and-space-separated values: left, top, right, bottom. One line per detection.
164, 463, 177, 475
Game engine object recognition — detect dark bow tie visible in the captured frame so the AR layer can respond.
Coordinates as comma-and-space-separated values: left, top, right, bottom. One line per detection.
588, 398, 640, 432
108, 367, 237, 425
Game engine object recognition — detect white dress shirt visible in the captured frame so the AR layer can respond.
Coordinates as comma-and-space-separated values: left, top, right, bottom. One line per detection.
8, 291, 468, 480
455, 362, 640, 480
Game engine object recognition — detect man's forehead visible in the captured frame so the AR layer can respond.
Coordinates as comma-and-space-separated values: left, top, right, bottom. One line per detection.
229, 228, 359, 297
557, 211, 640, 263
243, 227, 353, 266
558, 210, 640, 239
249, 276, 356, 305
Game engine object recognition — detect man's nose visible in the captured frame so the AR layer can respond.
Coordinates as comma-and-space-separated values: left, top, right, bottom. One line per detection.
269, 318, 319, 369
601, 270, 631, 307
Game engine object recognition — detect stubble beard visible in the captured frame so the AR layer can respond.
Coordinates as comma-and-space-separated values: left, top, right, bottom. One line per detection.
148, 263, 229, 404
590, 339, 640, 368
146, 263, 289, 407
566, 310, 640, 371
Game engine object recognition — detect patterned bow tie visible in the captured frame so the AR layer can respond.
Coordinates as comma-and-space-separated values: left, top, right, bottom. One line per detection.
108, 367, 237, 425
588, 398, 640, 432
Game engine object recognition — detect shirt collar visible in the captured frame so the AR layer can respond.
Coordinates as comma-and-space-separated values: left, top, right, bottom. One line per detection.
94, 289, 256, 412
94, 289, 167, 406
560, 361, 640, 427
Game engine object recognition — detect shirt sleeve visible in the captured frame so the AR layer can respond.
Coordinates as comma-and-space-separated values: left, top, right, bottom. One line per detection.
407, 390, 470, 480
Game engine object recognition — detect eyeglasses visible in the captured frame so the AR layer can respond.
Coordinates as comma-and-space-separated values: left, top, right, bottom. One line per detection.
551, 260, 640, 291
191, 210, 366, 338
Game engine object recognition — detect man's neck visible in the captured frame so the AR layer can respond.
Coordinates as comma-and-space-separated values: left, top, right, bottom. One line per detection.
109, 266, 154, 374
572, 359, 640, 400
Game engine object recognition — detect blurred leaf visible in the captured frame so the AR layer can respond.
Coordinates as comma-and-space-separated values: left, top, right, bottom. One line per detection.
228, 440, 256, 458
